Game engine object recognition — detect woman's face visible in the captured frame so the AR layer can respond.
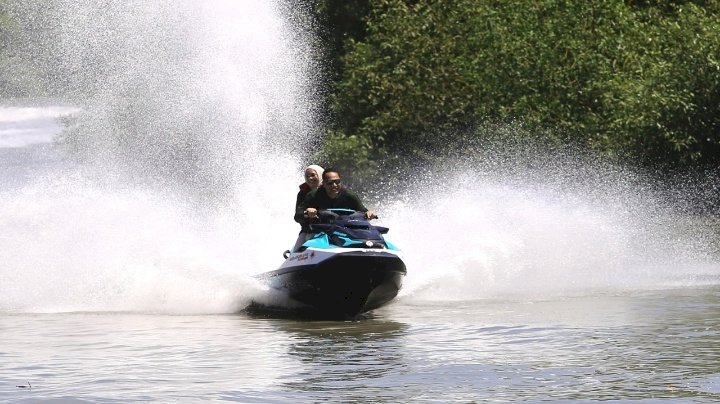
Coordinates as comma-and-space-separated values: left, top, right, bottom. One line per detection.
304, 168, 321, 188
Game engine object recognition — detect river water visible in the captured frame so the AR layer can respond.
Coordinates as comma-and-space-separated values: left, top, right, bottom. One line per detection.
2, 104, 720, 402
0, 289, 718, 402
3, 1, 720, 401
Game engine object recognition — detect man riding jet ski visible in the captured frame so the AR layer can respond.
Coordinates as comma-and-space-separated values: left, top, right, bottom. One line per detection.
295, 167, 376, 228
248, 168, 405, 319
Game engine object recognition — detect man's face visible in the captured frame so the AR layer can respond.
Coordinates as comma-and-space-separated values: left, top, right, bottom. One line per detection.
322, 172, 342, 199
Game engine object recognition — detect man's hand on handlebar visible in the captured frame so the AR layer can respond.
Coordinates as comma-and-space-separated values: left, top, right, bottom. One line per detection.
305, 208, 377, 220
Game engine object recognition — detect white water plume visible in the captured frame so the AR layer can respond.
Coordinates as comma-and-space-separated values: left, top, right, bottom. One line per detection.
1, 0, 319, 313
384, 160, 720, 302
12, 0, 319, 196
0, 176, 269, 313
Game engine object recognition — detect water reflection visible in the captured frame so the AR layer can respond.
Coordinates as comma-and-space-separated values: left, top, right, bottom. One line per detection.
263, 317, 410, 399
3, 288, 720, 401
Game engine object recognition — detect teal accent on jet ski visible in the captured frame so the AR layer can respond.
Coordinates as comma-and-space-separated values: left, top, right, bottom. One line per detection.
303, 233, 332, 249
303, 232, 400, 250
298, 209, 401, 251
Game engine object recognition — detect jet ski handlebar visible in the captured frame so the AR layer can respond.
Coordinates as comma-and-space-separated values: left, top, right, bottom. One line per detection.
311, 209, 378, 222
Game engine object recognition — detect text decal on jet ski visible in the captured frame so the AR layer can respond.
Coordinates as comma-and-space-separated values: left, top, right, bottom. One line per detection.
288, 252, 315, 262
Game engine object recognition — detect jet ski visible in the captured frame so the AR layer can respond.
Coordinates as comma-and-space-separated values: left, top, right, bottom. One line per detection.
249, 209, 407, 319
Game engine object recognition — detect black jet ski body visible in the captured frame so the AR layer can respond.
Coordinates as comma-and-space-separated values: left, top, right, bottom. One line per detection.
250, 209, 406, 319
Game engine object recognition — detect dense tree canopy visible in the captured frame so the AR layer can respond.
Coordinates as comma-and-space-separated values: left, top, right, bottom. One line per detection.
313, 0, 720, 175
0, 0, 36, 97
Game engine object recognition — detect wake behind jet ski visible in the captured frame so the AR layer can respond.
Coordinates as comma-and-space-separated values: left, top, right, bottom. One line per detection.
249, 209, 407, 319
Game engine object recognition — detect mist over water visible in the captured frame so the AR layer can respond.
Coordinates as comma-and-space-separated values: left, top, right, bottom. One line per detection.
2, 1, 719, 315
2, 0, 319, 313
383, 130, 718, 300
390, 163, 720, 302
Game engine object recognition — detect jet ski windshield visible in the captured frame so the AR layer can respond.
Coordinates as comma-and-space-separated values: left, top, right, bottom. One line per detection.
306, 209, 391, 249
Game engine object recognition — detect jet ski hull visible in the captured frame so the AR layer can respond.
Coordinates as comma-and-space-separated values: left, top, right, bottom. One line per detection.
251, 250, 406, 319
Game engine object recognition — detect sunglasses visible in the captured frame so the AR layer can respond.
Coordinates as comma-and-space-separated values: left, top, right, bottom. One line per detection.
324, 179, 342, 186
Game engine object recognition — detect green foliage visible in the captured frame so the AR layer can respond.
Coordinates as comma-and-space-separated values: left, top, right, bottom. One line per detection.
312, 0, 370, 80
320, 0, 720, 173
334, 0, 487, 151
312, 129, 377, 187
0, 0, 56, 97
601, 3, 720, 167
0, 0, 31, 96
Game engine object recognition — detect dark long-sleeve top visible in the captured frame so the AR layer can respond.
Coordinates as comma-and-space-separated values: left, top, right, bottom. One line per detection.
295, 183, 313, 233
294, 186, 368, 225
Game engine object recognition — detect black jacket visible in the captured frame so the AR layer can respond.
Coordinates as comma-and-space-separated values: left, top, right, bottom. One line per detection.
295, 183, 313, 233
294, 186, 368, 225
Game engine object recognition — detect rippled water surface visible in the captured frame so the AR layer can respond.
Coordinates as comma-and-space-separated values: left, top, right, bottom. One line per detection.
2, 289, 720, 402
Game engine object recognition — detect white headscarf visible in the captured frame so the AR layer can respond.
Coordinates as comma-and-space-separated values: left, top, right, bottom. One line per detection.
305, 164, 324, 184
